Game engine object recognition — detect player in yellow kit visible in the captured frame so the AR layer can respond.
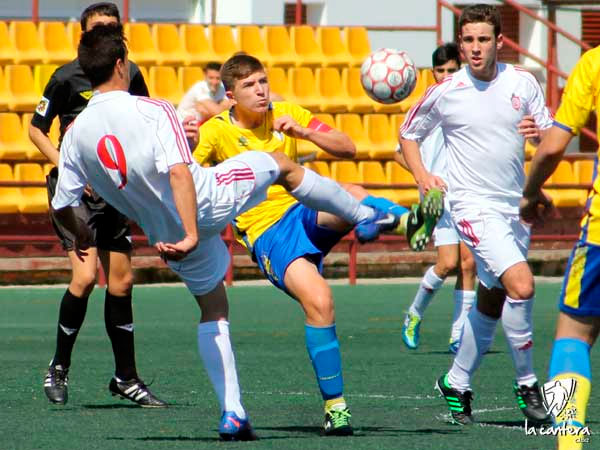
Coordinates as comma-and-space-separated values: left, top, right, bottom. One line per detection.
195, 53, 442, 436
521, 46, 600, 449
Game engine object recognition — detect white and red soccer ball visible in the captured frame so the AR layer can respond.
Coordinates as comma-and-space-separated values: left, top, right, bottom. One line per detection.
360, 48, 417, 104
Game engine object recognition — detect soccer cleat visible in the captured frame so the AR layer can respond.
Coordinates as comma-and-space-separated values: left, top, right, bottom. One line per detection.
323, 405, 353, 436
109, 377, 167, 408
435, 374, 474, 425
405, 188, 444, 251
354, 210, 399, 244
401, 312, 421, 349
448, 338, 460, 354
219, 411, 259, 441
513, 381, 551, 423
44, 364, 69, 405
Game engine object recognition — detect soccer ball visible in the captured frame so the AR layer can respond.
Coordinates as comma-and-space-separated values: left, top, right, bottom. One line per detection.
360, 48, 417, 104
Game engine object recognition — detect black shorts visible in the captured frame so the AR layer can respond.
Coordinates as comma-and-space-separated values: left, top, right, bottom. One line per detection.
46, 167, 132, 253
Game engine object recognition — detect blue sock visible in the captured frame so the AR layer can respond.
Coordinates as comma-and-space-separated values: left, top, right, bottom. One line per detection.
549, 338, 591, 379
361, 195, 408, 216
305, 324, 344, 400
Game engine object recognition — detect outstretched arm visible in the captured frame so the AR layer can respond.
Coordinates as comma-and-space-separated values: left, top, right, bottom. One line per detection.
399, 137, 446, 193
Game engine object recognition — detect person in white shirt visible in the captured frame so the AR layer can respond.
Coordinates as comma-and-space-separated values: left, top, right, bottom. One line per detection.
399, 4, 552, 425
397, 43, 477, 354
177, 62, 230, 122
53, 23, 406, 441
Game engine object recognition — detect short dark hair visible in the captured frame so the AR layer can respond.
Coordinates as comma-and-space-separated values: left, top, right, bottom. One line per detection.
220, 54, 264, 91
204, 62, 222, 73
80, 2, 120, 30
458, 4, 502, 37
78, 23, 127, 87
432, 42, 460, 68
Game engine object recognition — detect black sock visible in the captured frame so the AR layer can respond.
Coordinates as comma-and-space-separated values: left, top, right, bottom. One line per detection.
104, 291, 137, 380
53, 289, 89, 368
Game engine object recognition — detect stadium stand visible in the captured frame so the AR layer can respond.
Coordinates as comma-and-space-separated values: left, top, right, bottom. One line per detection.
288, 67, 320, 112
0, 67, 9, 111
178, 65, 204, 92
237, 25, 273, 67
264, 25, 296, 68
290, 25, 324, 68
6, 64, 38, 112
0, 163, 21, 213
0, 112, 29, 160
316, 27, 353, 68
148, 66, 182, 105
14, 162, 47, 213
152, 23, 188, 66
0, 22, 17, 65
124, 23, 159, 66
9, 21, 45, 65
335, 113, 371, 159
331, 160, 360, 184
343, 26, 371, 67
208, 25, 239, 63
65, 21, 81, 51
265, 66, 291, 99
546, 160, 588, 207
341, 67, 375, 113
39, 21, 74, 64
365, 113, 396, 159
180, 24, 217, 66
33, 64, 58, 96
316, 68, 348, 113
385, 161, 419, 205
305, 160, 330, 177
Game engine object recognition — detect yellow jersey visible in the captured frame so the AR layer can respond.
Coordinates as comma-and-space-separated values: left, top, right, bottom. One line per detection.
554, 46, 600, 244
194, 101, 313, 248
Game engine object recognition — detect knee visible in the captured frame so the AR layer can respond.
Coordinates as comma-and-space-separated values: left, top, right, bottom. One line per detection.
506, 280, 534, 301
70, 272, 96, 297
343, 183, 368, 201
108, 271, 134, 297
303, 290, 335, 326
435, 257, 457, 279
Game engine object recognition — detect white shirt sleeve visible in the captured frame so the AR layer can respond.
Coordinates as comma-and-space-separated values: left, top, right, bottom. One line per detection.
522, 71, 553, 130
153, 99, 193, 173
51, 127, 86, 209
400, 82, 448, 142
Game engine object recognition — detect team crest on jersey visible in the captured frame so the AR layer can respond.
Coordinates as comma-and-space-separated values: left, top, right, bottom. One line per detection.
238, 136, 249, 147
79, 90, 93, 100
511, 94, 521, 111
35, 96, 50, 116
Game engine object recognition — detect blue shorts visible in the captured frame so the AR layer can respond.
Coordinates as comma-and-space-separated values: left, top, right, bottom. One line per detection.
559, 241, 600, 316
253, 204, 346, 294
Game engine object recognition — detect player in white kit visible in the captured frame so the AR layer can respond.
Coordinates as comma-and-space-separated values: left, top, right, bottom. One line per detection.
51, 24, 407, 440
397, 43, 477, 354
399, 4, 552, 425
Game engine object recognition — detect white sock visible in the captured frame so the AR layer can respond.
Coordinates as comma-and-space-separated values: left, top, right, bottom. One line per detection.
502, 297, 537, 387
447, 308, 497, 392
450, 290, 476, 343
290, 167, 374, 224
408, 266, 444, 318
197, 321, 247, 419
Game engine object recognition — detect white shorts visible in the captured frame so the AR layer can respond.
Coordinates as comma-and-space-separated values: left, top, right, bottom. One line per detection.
170, 151, 280, 295
451, 205, 531, 289
433, 196, 460, 247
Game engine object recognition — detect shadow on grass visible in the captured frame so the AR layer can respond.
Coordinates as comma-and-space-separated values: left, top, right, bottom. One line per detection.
418, 350, 503, 356
81, 404, 141, 409
257, 425, 462, 437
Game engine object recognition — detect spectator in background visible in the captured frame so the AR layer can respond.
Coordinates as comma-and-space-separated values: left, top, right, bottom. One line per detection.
177, 62, 230, 123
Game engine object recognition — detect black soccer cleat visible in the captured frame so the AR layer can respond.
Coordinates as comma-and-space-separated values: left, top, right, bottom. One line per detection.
44, 364, 69, 405
406, 188, 444, 251
323, 405, 354, 436
513, 381, 551, 423
435, 374, 475, 425
218, 411, 259, 441
109, 377, 167, 408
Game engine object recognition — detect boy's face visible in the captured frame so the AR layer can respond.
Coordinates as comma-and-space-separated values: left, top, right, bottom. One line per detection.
85, 13, 118, 31
228, 70, 270, 113
432, 60, 460, 83
459, 21, 503, 81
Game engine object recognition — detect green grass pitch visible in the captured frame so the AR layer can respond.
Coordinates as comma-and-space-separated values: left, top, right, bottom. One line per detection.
2, 282, 596, 449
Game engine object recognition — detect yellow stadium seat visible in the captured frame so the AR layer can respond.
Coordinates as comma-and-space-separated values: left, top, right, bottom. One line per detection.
265, 67, 290, 100
331, 161, 360, 184
178, 66, 204, 93
524, 140, 536, 159
335, 113, 370, 159
317, 27, 352, 68
0, 67, 9, 111
33, 64, 58, 96
365, 114, 396, 159
305, 161, 330, 177
573, 159, 595, 185
297, 113, 335, 159
420, 68, 436, 87
138, 65, 149, 84
6, 65, 38, 112
359, 160, 399, 201
43, 162, 55, 175
149, 66, 182, 105
288, 68, 320, 112
264, 26, 296, 68
39, 22, 74, 64
0, 163, 21, 213
208, 25, 239, 63
344, 27, 371, 67
152, 24, 188, 66
9, 21, 46, 64
14, 162, 48, 213
48, 115, 60, 147
547, 160, 586, 207
290, 26, 324, 68
0, 112, 29, 159
385, 161, 419, 205
316, 68, 347, 113
66, 21, 82, 49
21, 113, 46, 160
180, 25, 217, 66
0, 22, 17, 64
124, 23, 159, 66
237, 26, 272, 67
396, 70, 430, 113
389, 114, 406, 137
341, 67, 374, 113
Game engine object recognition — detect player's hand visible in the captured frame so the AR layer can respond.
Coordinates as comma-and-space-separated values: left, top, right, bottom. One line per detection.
418, 172, 447, 194
520, 190, 554, 224
182, 115, 200, 150
273, 115, 307, 139
154, 235, 198, 262
518, 115, 541, 144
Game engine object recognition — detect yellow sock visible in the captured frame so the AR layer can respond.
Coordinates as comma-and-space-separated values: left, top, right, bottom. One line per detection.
324, 396, 346, 412
552, 373, 591, 450
396, 211, 409, 235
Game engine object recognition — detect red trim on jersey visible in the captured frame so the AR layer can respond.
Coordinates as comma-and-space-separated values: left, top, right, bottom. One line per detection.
307, 117, 333, 133
401, 77, 452, 134
138, 97, 192, 163
458, 219, 480, 247
215, 168, 255, 185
